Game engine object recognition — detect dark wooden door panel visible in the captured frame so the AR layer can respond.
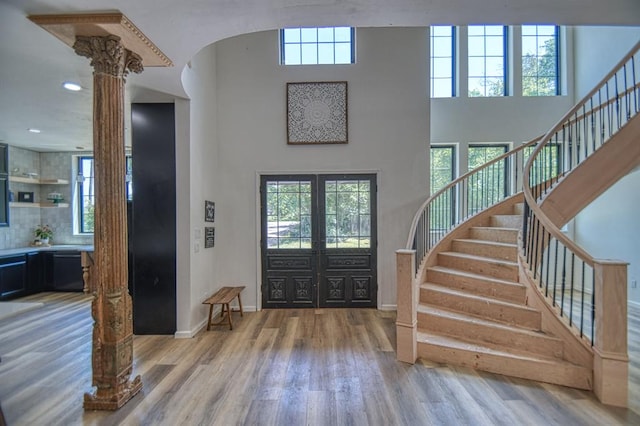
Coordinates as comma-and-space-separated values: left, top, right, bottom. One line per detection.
261, 174, 377, 309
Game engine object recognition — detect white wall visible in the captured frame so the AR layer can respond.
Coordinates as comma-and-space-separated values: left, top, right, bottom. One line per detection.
572, 27, 640, 306
210, 27, 430, 311
573, 26, 640, 100
178, 45, 220, 336
574, 169, 640, 305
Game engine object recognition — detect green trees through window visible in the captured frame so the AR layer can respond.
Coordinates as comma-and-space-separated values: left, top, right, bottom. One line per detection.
522, 25, 559, 96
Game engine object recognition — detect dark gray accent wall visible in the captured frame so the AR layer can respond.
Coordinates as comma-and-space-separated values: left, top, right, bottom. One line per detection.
130, 103, 177, 334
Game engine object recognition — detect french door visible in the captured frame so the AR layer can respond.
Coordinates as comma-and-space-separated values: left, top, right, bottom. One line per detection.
261, 174, 377, 308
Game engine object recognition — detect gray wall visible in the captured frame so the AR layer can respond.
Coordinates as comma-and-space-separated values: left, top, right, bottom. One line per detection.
0, 146, 93, 248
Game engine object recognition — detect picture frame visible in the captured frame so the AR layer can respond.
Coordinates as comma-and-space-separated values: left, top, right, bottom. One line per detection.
204, 200, 215, 222
287, 81, 348, 145
204, 227, 215, 248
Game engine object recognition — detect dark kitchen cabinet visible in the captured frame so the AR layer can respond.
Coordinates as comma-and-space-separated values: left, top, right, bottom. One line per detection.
44, 251, 83, 292
26, 251, 44, 294
0, 254, 27, 300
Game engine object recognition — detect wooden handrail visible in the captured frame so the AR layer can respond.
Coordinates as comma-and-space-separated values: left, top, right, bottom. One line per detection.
405, 135, 543, 249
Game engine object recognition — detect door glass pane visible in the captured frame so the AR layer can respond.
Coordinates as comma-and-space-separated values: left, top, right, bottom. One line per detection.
325, 179, 371, 249
266, 180, 312, 249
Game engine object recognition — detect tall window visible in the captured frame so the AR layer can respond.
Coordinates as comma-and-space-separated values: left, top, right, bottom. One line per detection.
523, 143, 562, 184
430, 145, 456, 230
281, 27, 354, 65
77, 156, 132, 234
468, 25, 508, 97
430, 26, 456, 98
467, 144, 509, 215
430, 145, 456, 193
522, 25, 560, 96
77, 156, 94, 234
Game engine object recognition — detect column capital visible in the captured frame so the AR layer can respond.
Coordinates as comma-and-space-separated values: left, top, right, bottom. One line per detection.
73, 35, 143, 77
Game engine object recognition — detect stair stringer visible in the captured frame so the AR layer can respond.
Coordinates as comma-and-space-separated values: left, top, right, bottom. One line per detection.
518, 250, 594, 371
540, 113, 640, 228
414, 193, 525, 289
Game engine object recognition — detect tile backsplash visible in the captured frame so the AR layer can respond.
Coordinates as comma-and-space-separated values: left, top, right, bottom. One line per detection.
0, 146, 94, 249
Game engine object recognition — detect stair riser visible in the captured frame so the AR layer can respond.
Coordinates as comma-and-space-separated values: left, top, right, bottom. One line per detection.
421, 287, 541, 329
469, 228, 519, 244
513, 203, 525, 215
426, 268, 526, 303
451, 240, 518, 262
418, 311, 563, 358
490, 215, 522, 229
417, 342, 592, 390
438, 254, 519, 281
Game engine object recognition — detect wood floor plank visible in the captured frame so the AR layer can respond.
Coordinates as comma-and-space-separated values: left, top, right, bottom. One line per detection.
1, 293, 640, 425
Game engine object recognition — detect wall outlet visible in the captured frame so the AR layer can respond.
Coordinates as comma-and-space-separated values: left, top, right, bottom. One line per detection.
632, 280, 637, 289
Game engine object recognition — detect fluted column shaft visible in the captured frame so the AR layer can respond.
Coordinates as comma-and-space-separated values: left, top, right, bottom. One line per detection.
74, 35, 143, 411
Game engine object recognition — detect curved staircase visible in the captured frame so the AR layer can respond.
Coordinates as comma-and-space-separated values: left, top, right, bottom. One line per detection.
398, 41, 638, 406
415, 200, 591, 389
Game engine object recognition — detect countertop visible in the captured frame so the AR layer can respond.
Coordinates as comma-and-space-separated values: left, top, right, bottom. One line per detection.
0, 245, 94, 257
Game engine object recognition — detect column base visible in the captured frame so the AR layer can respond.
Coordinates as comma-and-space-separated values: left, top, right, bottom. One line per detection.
84, 375, 142, 411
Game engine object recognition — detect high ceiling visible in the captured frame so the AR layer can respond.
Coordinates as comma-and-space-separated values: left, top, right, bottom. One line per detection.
1, 0, 639, 152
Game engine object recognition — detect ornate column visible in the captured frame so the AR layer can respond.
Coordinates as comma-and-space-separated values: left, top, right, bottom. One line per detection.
28, 12, 172, 412
74, 35, 143, 410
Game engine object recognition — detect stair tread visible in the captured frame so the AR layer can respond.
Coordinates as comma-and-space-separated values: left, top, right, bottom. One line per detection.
439, 251, 518, 266
471, 226, 519, 231
453, 238, 518, 248
417, 331, 575, 366
417, 304, 560, 341
427, 265, 523, 287
422, 283, 538, 312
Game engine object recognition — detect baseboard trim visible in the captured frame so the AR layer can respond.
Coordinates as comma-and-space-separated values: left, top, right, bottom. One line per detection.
174, 305, 258, 339
380, 304, 397, 311
629, 300, 640, 310
174, 318, 207, 339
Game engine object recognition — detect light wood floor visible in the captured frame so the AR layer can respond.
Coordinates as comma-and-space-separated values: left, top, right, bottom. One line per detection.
1, 292, 639, 426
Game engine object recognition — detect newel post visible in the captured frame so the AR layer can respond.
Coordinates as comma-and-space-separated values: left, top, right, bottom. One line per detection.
396, 249, 417, 364
593, 259, 629, 407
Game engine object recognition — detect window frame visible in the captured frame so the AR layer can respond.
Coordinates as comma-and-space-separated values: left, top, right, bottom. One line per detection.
430, 26, 457, 98
467, 25, 509, 97
467, 143, 511, 215
430, 144, 457, 231
280, 27, 355, 65
521, 25, 561, 96
76, 155, 132, 234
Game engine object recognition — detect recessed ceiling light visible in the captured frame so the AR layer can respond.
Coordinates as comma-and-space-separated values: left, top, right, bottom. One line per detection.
28, 128, 41, 133
62, 81, 82, 91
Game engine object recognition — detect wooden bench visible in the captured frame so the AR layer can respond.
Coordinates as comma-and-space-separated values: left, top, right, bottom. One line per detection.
202, 286, 245, 330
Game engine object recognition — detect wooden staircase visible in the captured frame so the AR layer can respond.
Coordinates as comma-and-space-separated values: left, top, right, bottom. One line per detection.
416, 202, 592, 389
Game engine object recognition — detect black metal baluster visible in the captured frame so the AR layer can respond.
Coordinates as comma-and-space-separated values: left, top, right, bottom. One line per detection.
549, 239, 558, 298
560, 244, 567, 316
569, 252, 576, 326
591, 272, 595, 345
533, 222, 541, 279
580, 261, 586, 338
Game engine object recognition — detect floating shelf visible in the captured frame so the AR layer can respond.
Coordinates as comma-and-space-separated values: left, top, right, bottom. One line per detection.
9, 176, 69, 185
10, 202, 69, 208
